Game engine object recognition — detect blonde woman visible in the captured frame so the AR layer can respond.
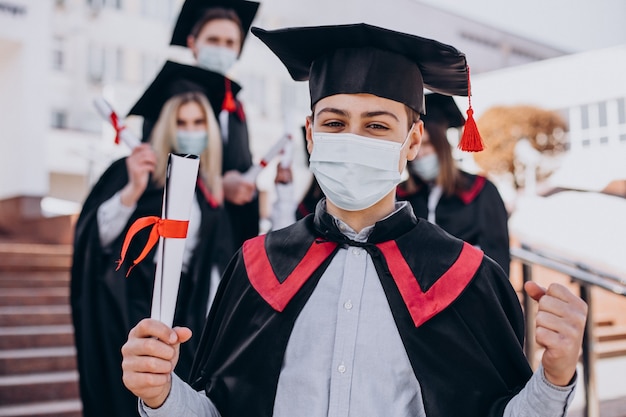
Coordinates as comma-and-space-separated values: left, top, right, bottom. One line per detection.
71, 63, 235, 417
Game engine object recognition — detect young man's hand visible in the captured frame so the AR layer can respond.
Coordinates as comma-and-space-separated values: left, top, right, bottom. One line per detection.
121, 319, 192, 409
524, 281, 588, 386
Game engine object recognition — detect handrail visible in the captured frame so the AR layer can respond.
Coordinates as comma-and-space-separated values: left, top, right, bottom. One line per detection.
511, 246, 626, 295
511, 245, 626, 417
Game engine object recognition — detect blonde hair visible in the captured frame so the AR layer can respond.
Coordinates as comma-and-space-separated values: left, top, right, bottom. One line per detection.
150, 91, 223, 204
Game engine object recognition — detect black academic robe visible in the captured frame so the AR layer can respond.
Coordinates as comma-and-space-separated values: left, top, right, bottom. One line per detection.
220, 100, 260, 249
398, 171, 511, 275
70, 158, 234, 417
189, 200, 532, 417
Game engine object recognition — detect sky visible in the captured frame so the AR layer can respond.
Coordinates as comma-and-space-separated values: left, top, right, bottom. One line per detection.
416, 0, 626, 52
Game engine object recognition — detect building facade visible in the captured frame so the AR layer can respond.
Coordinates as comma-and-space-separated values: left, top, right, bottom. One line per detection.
1, 0, 575, 219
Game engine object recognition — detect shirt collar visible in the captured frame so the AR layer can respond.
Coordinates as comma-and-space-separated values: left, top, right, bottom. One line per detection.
313, 198, 418, 244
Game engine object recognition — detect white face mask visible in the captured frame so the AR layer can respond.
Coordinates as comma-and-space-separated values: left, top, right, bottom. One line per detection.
309, 131, 410, 211
410, 153, 440, 182
176, 130, 207, 155
196, 45, 238, 75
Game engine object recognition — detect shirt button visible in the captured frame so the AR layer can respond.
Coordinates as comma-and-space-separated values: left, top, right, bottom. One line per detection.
344, 300, 353, 310
337, 364, 346, 373
352, 248, 361, 255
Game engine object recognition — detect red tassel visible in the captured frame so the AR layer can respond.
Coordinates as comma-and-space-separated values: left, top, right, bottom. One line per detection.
459, 108, 484, 152
458, 66, 484, 152
222, 78, 237, 113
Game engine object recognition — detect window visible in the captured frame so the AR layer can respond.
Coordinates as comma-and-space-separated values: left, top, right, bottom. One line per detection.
87, 44, 105, 83
115, 48, 125, 82
52, 37, 64, 71
51, 110, 68, 129
105, 0, 123, 9
580, 105, 589, 129
598, 101, 607, 127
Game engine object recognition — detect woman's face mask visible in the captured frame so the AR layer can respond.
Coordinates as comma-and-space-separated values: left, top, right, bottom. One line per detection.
308, 130, 411, 211
409, 153, 440, 182
176, 130, 208, 155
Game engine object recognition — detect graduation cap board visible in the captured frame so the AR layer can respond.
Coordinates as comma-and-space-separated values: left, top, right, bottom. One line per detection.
251, 23, 484, 151
170, 0, 260, 47
127, 60, 241, 122
423, 93, 465, 128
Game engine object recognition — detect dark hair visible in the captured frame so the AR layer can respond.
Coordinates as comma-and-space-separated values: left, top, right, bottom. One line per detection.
405, 106, 421, 129
423, 120, 461, 196
190, 7, 244, 48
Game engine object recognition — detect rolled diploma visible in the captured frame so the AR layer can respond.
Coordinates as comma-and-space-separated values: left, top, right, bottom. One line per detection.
151, 153, 200, 327
93, 97, 141, 149
242, 133, 291, 183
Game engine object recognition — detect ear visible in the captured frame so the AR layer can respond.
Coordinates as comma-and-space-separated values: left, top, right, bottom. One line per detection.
187, 35, 198, 57
406, 121, 423, 162
305, 116, 314, 155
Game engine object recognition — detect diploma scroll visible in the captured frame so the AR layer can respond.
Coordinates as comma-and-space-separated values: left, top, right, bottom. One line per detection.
151, 153, 200, 327
242, 134, 292, 183
93, 97, 141, 149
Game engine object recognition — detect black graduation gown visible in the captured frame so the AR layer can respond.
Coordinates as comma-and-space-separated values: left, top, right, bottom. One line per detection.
398, 171, 511, 275
220, 100, 260, 249
70, 158, 234, 417
189, 200, 532, 417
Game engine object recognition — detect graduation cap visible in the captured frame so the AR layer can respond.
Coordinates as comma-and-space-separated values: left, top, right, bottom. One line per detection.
170, 0, 260, 48
252, 23, 483, 151
127, 60, 241, 122
423, 93, 465, 128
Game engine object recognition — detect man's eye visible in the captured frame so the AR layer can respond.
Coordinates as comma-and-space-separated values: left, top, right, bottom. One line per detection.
368, 123, 388, 130
323, 121, 344, 127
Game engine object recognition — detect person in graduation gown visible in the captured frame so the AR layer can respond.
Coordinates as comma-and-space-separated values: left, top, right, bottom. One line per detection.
70, 62, 235, 417
120, 24, 588, 417
169, 0, 262, 248
397, 93, 511, 275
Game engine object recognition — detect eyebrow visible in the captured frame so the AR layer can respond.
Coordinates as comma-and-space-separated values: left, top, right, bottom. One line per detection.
315, 107, 400, 122
315, 107, 350, 118
362, 110, 399, 122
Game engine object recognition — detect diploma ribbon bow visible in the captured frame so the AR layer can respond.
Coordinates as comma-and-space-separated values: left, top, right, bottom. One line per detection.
109, 112, 126, 145
116, 216, 189, 277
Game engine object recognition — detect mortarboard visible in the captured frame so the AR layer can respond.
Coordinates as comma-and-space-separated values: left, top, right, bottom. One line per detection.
127, 60, 241, 122
423, 93, 465, 128
252, 23, 484, 151
170, 0, 260, 48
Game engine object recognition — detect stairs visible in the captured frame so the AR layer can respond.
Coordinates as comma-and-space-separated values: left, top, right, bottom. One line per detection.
0, 243, 81, 417
595, 322, 626, 359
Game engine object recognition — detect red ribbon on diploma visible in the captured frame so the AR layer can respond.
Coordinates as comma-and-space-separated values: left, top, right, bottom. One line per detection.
110, 112, 126, 145
116, 216, 189, 277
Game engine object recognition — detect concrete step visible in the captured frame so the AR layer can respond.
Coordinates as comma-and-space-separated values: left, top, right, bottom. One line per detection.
0, 306, 71, 326
0, 243, 72, 271
0, 325, 74, 349
0, 371, 79, 405
0, 288, 69, 307
0, 347, 76, 375
0, 271, 70, 289
0, 399, 81, 417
